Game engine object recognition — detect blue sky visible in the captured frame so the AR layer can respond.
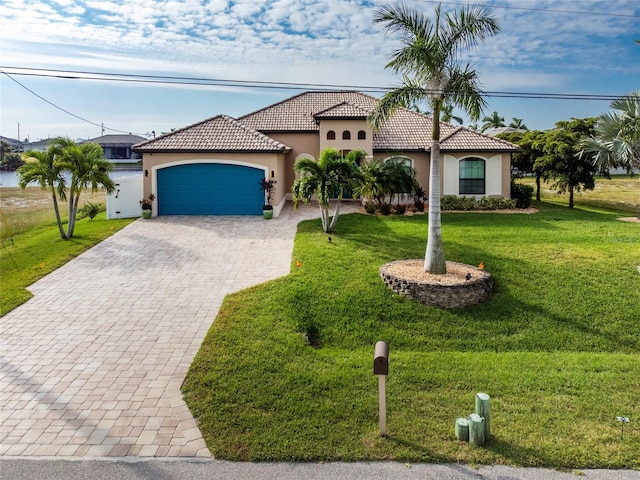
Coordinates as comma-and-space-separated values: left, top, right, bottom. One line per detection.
1, 0, 638, 142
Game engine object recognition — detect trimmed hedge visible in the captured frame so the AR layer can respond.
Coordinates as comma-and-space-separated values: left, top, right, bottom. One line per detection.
441, 195, 517, 211
511, 183, 534, 208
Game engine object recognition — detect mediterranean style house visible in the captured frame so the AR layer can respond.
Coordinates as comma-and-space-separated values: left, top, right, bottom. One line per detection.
133, 91, 518, 217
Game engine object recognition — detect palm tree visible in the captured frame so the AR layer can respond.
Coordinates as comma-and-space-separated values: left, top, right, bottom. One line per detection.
441, 103, 464, 125
509, 117, 528, 130
481, 111, 505, 132
580, 90, 639, 173
59, 140, 115, 237
356, 159, 416, 207
18, 142, 68, 239
369, 3, 500, 274
292, 148, 365, 233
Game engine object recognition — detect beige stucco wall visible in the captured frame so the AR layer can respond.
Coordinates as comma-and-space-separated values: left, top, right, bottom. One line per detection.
318, 120, 373, 155
141, 144, 512, 215
372, 151, 432, 193
265, 133, 319, 193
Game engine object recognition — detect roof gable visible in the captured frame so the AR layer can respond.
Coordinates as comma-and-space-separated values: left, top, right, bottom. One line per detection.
239, 91, 379, 131
439, 127, 520, 152
313, 101, 369, 120
133, 115, 291, 153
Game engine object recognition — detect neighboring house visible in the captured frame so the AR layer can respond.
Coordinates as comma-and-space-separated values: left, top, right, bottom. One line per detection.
23, 138, 56, 152
133, 91, 519, 217
84, 134, 147, 163
0, 136, 25, 153
484, 127, 526, 137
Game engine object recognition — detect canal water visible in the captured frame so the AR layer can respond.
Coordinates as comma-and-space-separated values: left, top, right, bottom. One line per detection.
0, 169, 142, 188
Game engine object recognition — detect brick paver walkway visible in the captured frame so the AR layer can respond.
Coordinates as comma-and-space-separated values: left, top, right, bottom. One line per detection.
0, 203, 360, 458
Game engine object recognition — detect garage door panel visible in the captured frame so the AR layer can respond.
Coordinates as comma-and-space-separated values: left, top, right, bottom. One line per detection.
157, 163, 264, 215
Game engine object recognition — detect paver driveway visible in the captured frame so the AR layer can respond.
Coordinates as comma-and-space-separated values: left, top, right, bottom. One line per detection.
0, 203, 361, 458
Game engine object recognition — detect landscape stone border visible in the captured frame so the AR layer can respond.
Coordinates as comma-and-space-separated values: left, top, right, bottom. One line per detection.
380, 260, 493, 308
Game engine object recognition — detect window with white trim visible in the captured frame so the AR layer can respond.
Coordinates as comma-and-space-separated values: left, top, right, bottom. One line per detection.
459, 158, 485, 194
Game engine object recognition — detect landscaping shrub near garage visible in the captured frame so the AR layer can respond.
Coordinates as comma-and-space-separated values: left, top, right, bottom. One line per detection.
183, 204, 640, 467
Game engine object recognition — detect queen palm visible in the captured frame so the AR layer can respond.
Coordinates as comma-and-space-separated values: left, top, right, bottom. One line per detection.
18, 141, 69, 239
369, 3, 500, 274
60, 140, 115, 237
292, 148, 365, 233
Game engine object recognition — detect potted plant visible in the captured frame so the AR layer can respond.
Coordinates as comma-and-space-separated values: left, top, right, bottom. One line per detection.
140, 193, 155, 219
260, 178, 276, 219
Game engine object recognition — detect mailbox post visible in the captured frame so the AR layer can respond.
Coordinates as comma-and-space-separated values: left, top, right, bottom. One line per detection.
373, 341, 389, 436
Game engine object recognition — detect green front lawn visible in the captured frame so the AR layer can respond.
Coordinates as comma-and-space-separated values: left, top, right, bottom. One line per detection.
183, 203, 640, 467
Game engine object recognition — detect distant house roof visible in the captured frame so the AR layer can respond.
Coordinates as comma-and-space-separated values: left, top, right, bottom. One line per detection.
133, 115, 291, 153
84, 134, 148, 146
483, 127, 527, 137
134, 91, 518, 154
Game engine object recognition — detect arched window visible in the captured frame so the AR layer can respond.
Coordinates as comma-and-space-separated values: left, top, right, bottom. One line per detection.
327, 130, 336, 140
357, 130, 366, 140
459, 158, 485, 194
342, 130, 351, 140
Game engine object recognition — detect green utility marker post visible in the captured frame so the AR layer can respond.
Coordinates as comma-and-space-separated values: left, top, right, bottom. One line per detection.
476, 392, 491, 439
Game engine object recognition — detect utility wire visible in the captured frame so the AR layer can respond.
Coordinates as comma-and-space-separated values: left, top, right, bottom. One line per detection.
1, 66, 627, 101
1, 64, 631, 136
1, 70, 146, 136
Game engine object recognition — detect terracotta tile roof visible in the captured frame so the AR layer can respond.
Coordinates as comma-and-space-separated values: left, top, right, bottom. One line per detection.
313, 101, 369, 120
133, 91, 518, 154
240, 91, 517, 152
439, 127, 520, 152
239, 91, 379, 131
132, 115, 291, 153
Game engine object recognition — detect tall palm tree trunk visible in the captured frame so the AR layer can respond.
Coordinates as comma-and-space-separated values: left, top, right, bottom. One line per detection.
424, 139, 446, 273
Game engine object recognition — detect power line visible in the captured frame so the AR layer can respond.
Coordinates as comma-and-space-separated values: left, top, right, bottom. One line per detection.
413, 0, 640, 19
0, 70, 146, 137
0, 66, 627, 101
1, 65, 630, 136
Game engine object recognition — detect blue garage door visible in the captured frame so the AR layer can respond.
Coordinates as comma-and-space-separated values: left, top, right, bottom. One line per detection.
157, 163, 265, 215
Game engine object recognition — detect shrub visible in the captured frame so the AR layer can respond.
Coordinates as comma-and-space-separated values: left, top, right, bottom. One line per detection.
441, 195, 475, 211
394, 204, 407, 215
363, 201, 378, 215
442, 195, 516, 211
78, 202, 103, 221
511, 182, 534, 208
379, 203, 392, 216
477, 197, 516, 210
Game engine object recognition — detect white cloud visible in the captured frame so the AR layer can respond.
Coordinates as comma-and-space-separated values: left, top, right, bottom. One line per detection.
1, 0, 638, 138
